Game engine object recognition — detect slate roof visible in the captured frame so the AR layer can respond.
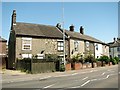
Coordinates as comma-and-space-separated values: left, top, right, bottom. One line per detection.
108, 38, 120, 47
14, 22, 107, 45
65, 30, 106, 44
15, 22, 64, 39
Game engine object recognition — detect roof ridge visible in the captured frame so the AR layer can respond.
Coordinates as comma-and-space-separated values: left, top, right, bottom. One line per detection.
16, 22, 56, 28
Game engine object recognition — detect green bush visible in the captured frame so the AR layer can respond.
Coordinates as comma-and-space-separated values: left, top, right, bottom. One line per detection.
59, 64, 65, 72
84, 54, 95, 63
111, 58, 117, 65
45, 54, 59, 62
114, 56, 119, 64
71, 53, 82, 63
99, 56, 110, 64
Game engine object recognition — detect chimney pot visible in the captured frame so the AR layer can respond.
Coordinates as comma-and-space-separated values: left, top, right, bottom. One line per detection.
113, 37, 116, 42
80, 26, 84, 34
11, 10, 16, 30
69, 24, 74, 32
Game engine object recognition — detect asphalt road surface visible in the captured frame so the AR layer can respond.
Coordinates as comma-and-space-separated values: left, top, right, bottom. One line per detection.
2, 65, 119, 89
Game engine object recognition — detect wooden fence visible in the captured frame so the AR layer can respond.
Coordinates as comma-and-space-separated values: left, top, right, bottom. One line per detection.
16, 59, 55, 74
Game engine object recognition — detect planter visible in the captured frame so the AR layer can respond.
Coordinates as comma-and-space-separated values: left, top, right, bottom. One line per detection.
65, 63, 71, 71
73, 62, 82, 70
82, 64, 86, 69
109, 62, 112, 66
93, 63, 97, 68
105, 64, 109, 67
96, 61, 102, 67
86, 63, 92, 68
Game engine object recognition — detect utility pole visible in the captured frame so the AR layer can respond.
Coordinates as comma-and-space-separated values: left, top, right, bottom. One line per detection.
62, 1, 66, 66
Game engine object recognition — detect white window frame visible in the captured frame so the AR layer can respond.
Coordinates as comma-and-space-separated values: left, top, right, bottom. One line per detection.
22, 54, 32, 59
96, 44, 98, 50
22, 37, 32, 50
86, 41, 89, 51
74, 41, 79, 51
57, 41, 64, 51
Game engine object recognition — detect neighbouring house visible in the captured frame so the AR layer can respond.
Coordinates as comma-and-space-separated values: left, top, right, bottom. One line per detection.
0, 37, 7, 69
8, 10, 109, 69
57, 25, 109, 59
108, 38, 120, 58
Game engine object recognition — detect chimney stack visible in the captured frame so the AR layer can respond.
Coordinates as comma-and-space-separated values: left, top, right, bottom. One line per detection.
11, 10, 16, 30
80, 26, 84, 34
113, 37, 116, 42
69, 24, 74, 32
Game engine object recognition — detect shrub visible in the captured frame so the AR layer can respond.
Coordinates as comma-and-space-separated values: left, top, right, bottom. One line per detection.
114, 56, 119, 64
59, 63, 65, 72
71, 53, 82, 63
111, 58, 117, 65
84, 54, 95, 63
99, 56, 110, 64
45, 54, 59, 62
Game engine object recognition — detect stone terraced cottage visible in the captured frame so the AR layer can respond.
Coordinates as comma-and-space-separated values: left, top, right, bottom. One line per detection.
108, 38, 120, 58
8, 10, 109, 69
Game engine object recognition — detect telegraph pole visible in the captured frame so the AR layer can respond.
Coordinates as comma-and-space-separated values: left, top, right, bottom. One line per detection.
62, 1, 66, 66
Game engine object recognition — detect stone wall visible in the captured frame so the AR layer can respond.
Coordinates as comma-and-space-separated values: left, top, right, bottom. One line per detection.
16, 37, 69, 59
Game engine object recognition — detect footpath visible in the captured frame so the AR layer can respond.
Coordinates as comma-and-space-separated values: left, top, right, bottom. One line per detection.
1, 69, 79, 84
1, 65, 117, 84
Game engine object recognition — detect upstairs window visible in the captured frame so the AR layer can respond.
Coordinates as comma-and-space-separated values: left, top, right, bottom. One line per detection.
104, 45, 107, 53
96, 44, 98, 50
22, 37, 32, 50
57, 41, 64, 51
117, 47, 120, 52
109, 48, 111, 52
74, 41, 78, 51
86, 41, 89, 50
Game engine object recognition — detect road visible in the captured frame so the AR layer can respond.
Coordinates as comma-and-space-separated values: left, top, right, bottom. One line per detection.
2, 65, 119, 89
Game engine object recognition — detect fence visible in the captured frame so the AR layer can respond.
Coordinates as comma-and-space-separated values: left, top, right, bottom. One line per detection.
0, 56, 8, 69
16, 59, 55, 74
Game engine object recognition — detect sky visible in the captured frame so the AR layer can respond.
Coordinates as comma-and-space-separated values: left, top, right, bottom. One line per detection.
2, 2, 118, 43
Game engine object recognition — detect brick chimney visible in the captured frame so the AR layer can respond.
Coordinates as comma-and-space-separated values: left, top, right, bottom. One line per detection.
69, 24, 74, 32
113, 37, 116, 42
11, 10, 16, 30
80, 26, 84, 34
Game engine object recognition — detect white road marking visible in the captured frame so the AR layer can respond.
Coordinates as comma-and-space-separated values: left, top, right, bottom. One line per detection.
54, 74, 71, 77
72, 73, 78, 75
106, 75, 110, 79
90, 70, 93, 72
90, 79, 97, 81
82, 77, 88, 80
101, 72, 105, 75
43, 84, 55, 88
71, 86, 81, 88
81, 80, 90, 87
40, 76, 51, 80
